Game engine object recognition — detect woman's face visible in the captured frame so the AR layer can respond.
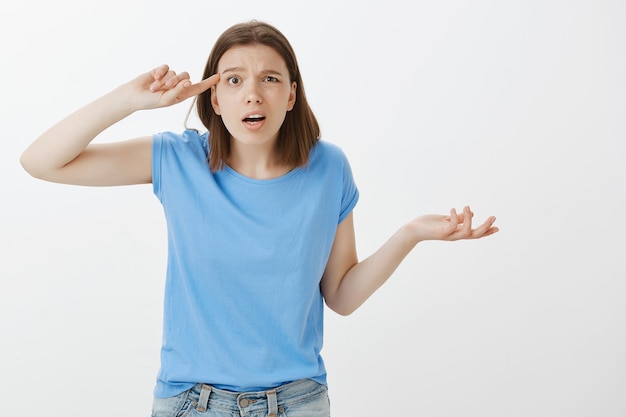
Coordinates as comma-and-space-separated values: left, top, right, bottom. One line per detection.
211, 44, 297, 149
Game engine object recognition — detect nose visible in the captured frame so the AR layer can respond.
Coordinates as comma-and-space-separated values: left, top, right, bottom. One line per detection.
245, 82, 263, 104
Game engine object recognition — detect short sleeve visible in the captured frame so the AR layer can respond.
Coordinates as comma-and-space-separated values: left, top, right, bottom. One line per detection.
152, 132, 165, 201
151, 129, 208, 203
338, 153, 359, 224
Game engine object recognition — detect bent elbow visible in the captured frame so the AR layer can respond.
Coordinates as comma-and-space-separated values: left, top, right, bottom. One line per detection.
20, 151, 38, 177
324, 299, 357, 317
20, 149, 62, 182
20, 151, 46, 180
334, 308, 356, 317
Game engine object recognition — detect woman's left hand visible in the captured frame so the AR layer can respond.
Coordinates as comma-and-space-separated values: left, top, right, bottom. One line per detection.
406, 205, 498, 243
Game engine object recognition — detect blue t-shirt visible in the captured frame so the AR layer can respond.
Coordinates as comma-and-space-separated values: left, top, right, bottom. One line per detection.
152, 130, 359, 398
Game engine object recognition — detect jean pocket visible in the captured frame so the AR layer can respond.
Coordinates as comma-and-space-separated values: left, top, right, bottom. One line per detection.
152, 389, 196, 417
280, 386, 330, 417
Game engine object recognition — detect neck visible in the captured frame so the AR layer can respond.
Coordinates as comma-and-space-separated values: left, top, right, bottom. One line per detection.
227, 140, 291, 180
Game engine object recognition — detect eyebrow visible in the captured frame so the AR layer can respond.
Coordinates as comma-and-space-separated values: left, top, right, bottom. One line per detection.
221, 67, 285, 76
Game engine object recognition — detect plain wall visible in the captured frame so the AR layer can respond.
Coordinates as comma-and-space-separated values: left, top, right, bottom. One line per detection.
1, 0, 625, 416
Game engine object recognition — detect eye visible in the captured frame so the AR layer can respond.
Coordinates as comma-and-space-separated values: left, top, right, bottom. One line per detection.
264, 76, 279, 83
227, 76, 241, 85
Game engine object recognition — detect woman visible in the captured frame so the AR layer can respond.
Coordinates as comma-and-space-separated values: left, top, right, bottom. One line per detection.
21, 20, 498, 417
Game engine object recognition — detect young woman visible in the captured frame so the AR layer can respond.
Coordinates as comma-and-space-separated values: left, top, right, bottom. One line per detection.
21, 20, 498, 417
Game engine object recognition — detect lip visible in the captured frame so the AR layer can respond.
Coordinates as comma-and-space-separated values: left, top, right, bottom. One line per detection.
241, 111, 267, 120
241, 111, 267, 131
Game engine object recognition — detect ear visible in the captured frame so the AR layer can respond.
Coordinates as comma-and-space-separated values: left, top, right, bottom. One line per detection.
210, 86, 221, 115
287, 81, 297, 111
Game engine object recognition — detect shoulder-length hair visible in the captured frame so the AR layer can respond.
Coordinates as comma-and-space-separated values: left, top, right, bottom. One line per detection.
196, 21, 320, 172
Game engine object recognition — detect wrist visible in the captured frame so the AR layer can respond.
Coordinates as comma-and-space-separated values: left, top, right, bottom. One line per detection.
109, 83, 143, 115
399, 222, 423, 248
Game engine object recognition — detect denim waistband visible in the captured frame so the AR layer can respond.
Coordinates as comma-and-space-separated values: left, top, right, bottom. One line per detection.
189, 378, 326, 416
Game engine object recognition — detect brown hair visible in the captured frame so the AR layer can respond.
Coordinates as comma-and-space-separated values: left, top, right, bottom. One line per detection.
196, 21, 320, 172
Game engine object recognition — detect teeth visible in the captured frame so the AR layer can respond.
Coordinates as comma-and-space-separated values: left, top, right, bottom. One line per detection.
243, 114, 265, 123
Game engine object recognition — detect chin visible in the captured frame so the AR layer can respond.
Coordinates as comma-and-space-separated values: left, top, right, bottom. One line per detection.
231, 131, 280, 147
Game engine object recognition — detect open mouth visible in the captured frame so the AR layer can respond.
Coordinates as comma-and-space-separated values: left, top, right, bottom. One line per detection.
243, 114, 266, 123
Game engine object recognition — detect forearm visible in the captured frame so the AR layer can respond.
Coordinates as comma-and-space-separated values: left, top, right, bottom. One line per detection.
325, 207, 498, 316
331, 224, 418, 315
20, 86, 136, 178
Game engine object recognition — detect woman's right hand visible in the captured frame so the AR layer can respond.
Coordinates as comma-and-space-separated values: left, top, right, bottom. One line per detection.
21, 65, 219, 186
124, 65, 219, 111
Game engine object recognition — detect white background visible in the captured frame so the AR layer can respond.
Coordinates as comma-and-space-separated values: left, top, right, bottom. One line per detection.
1, 0, 625, 416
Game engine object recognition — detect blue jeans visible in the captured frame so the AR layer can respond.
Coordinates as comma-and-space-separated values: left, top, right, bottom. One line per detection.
151, 379, 330, 417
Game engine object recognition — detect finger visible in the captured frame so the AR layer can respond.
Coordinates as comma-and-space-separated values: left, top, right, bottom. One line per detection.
461, 206, 473, 236
164, 71, 191, 88
150, 70, 178, 92
472, 216, 496, 238
477, 224, 499, 238
455, 207, 474, 224
152, 65, 170, 81
182, 73, 221, 97
484, 225, 500, 236
161, 74, 218, 104
445, 208, 459, 236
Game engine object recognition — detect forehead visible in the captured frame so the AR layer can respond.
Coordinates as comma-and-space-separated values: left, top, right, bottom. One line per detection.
218, 44, 287, 72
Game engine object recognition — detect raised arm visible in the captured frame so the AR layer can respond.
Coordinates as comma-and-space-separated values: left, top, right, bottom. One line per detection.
321, 206, 499, 316
20, 66, 219, 186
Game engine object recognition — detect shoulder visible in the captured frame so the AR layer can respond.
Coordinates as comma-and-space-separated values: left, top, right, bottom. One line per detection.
154, 129, 207, 146
153, 129, 209, 156
310, 140, 351, 165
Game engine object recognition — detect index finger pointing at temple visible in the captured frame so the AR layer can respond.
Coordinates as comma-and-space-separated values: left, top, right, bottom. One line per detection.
188, 73, 220, 96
